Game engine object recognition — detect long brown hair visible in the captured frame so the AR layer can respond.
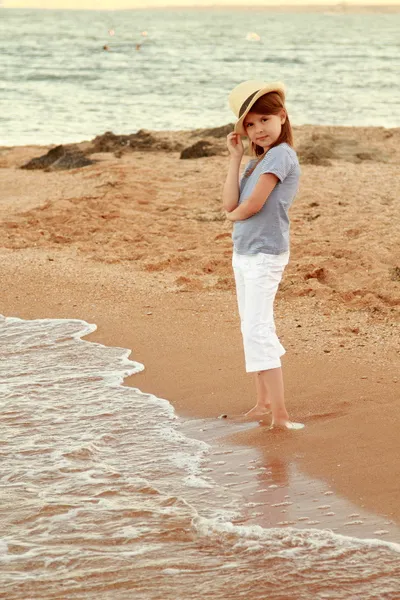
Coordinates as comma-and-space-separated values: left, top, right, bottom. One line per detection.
244, 91, 293, 177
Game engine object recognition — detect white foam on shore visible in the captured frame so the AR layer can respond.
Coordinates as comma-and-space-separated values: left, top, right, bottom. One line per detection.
194, 516, 400, 554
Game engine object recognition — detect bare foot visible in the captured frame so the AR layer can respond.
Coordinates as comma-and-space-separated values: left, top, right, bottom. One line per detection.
244, 404, 271, 418
269, 421, 305, 431
221, 404, 271, 422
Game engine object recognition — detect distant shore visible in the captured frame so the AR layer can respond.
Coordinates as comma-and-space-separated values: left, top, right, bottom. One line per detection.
3, 4, 400, 13
149, 4, 400, 14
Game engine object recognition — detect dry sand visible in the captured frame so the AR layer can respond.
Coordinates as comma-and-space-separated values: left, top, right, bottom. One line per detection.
1, 124, 399, 531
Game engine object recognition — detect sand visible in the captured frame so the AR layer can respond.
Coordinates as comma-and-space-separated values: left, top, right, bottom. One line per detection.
1, 124, 399, 531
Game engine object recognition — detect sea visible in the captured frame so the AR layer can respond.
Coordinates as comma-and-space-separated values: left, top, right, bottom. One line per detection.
0, 7, 400, 146
1, 7, 400, 599
0, 314, 400, 599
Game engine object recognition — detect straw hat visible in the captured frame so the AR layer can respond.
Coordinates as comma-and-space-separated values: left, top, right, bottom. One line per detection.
228, 80, 286, 137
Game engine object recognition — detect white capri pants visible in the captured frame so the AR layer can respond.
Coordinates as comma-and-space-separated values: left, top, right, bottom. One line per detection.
232, 250, 290, 373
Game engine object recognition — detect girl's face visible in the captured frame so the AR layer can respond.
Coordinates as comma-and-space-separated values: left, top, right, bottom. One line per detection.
243, 109, 286, 149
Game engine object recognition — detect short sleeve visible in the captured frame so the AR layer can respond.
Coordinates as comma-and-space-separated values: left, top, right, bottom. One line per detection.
260, 146, 294, 182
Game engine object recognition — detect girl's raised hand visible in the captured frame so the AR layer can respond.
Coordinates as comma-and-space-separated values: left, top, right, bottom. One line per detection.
226, 132, 244, 159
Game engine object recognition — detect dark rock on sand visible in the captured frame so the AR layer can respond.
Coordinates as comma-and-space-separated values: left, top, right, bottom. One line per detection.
90, 130, 183, 156
90, 131, 133, 153
190, 123, 235, 139
48, 150, 94, 171
21, 145, 65, 170
355, 151, 374, 161
180, 140, 219, 159
21, 145, 94, 171
297, 134, 336, 166
297, 131, 389, 166
390, 266, 400, 282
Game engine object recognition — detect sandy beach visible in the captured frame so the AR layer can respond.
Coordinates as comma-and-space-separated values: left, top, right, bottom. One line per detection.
1, 123, 399, 531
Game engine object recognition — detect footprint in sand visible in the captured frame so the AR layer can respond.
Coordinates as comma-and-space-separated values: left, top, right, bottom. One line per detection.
302, 410, 346, 423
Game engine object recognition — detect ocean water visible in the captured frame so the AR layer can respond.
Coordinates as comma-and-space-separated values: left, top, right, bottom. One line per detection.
0, 8, 400, 146
1, 313, 400, 599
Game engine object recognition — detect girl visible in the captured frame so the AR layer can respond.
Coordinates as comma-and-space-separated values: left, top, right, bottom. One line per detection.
222, 79, 304, 430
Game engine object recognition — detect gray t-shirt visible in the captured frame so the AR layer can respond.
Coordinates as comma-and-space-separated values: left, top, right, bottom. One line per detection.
232, 143, 300, 255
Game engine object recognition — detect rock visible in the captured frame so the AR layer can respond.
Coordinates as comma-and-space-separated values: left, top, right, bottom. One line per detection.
21, 145, 65, 170
47, 151, 94, 171
121, 129, 168, 150
298, 138, 336, 166
21, 145, 94, 171
180, 140, 219, 159
191, 123, 235, 138
298, 132, 389, 165
355, 151, 374, 161
304, 267, 328, 283
90, 131, 131, 153
90, 130, 182, 155
389, 266, 400, 282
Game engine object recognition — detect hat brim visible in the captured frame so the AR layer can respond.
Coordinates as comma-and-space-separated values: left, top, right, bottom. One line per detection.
234, 83, 286, 137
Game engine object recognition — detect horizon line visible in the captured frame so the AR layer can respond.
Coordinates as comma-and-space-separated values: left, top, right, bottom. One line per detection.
3, 2, 400, 10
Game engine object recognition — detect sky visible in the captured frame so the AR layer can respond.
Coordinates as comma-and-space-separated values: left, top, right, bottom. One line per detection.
3, 0, 400, 9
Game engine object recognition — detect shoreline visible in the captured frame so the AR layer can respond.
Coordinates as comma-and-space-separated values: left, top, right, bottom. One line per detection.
1, 250, 399, 540
1, 123, 399, 536
2, 123, 400, 151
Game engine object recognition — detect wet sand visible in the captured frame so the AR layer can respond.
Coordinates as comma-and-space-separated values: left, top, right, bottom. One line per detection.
1, 124, 399, 534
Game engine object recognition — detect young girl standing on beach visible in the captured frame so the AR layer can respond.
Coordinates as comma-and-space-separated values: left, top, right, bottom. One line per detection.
222, 80, 304, 430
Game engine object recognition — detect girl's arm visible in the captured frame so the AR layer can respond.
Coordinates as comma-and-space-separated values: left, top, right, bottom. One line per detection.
222, 132, 244, 212
225, 173, 278, 221
222, 156, 242, 212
